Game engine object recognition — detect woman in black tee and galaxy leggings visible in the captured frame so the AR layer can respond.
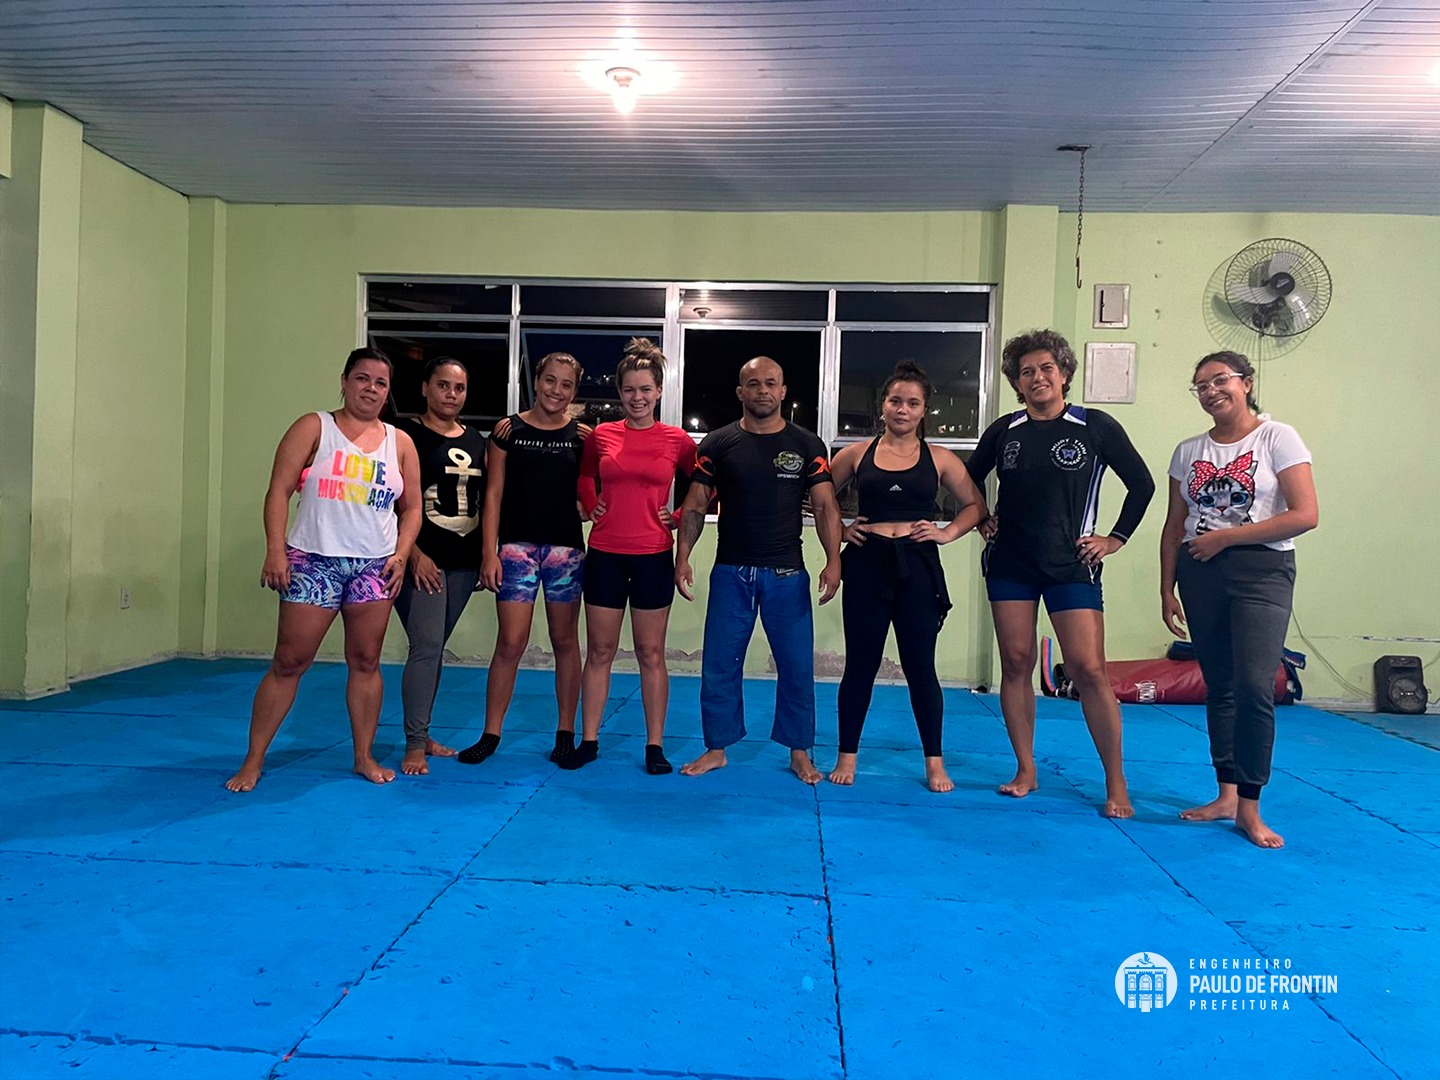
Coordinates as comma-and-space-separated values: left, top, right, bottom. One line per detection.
829, 362, 987, 793
968, 330, 1155, 817
456, 351, 592, 765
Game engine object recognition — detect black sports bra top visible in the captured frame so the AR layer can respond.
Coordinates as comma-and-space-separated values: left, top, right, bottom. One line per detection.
856, 437, 939, 523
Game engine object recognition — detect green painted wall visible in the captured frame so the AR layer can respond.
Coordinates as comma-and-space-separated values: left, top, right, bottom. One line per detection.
217, 205, 997, 672
6, 132, 1434, 704
0, 104, 82, 696
1042, 211, 1440, 702
212, 204, 1440, 702
65, 146, 190, 678
0, 95, 12, 178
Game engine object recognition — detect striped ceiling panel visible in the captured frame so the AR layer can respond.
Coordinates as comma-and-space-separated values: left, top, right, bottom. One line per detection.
0, 0, 1436, 212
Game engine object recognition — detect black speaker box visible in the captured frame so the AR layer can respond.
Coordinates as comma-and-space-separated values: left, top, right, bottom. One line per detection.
1374, 655, 1429, 715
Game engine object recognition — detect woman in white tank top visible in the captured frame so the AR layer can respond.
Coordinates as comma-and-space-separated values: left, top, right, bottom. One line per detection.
226, 348, 422, 794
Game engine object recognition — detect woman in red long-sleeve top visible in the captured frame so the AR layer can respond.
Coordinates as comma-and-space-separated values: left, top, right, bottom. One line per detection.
562, 338, 697, 773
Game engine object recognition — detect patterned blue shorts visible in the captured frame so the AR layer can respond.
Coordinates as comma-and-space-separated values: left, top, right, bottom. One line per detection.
496, 543, 584, 604
283, 546, 390, 609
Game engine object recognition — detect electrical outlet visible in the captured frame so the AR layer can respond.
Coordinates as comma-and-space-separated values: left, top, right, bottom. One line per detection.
120, 587, 131, 610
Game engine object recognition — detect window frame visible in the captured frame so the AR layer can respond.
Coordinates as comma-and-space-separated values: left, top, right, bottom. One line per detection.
361, 274, 995, 453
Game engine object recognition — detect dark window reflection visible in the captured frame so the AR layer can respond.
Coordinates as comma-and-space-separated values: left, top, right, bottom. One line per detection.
368, 281, 512, 317
371, 333, 509, 427
835, 290, 990, 323
679, 289, 828, 322
519, 326, 664, 427
680, 329, 823, 435
520, 285, 666, 319
838, 330, 983, 440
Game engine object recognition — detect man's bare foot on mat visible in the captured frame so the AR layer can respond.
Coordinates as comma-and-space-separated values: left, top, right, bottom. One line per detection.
790, 750, 822, 785
681, 748, 727, 776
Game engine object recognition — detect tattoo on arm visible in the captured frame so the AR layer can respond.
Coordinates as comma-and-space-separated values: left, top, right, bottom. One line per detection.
680, 508, 705, 549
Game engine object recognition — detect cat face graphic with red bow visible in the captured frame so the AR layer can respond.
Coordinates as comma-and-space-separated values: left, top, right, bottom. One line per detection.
1188, 452, 1256, 532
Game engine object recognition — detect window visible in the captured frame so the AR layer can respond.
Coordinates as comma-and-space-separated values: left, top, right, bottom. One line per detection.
519, 326, 665, 427
680, 328, 823, 435
363, 278, 995, 524
837, 330, 983, 440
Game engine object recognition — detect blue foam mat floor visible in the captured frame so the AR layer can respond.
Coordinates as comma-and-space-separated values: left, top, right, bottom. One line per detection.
1, 660, 1436, 1079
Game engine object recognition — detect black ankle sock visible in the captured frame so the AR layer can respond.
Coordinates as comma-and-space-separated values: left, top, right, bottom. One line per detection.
457, 733, 501, 764
549, 730, 576, 762
557, 739, 598, 771
645, 744, 673, 775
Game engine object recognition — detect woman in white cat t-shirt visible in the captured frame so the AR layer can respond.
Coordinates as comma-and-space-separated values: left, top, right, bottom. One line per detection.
1159, 351, 1318, 848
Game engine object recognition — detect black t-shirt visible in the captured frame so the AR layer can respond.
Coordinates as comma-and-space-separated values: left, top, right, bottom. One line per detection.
968, 405, 1155, 584
398, 419, 488, 571
490, 414, 587, 549
693, 421, 832, 569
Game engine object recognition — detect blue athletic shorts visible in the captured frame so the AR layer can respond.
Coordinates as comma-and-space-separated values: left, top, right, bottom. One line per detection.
986, 576, 1103, 613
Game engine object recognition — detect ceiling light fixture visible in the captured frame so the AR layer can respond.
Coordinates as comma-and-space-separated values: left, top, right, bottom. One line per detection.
606, 65, 642, 115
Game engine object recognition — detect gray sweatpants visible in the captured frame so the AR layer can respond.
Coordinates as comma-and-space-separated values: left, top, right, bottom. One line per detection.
1176, 544, 1295, 797
393, 569, 480, 750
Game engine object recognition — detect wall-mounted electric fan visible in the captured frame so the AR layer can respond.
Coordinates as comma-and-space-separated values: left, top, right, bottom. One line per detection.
1224, 238, 1332, 338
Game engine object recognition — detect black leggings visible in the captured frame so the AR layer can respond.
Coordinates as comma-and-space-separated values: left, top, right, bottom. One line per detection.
837, 537, 951, 757
1176, 544, 1295, 800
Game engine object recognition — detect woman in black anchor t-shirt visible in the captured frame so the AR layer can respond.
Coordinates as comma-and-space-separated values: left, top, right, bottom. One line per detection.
393, 358, 488, 776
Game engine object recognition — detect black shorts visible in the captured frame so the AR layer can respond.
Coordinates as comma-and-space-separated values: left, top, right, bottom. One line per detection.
582, 549, 675, 611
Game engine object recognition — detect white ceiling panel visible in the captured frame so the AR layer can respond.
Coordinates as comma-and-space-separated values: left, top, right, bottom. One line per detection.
0, 0, 1436, 212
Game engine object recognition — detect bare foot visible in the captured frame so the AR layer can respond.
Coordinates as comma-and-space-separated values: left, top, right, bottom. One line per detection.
426, 739, 457, 758
1180, 795, 1238, 822
1102, 778, 1134, 819
1236, 802, 1284, 849
828, 752, 857, 786
225, 763, 262, 792
354, 758, 396, 784
680, 748, 728, 776
925, 758, 954, 794
790, 750, 823, 786
401, 748, 429, 775
998, 770, 1039, 798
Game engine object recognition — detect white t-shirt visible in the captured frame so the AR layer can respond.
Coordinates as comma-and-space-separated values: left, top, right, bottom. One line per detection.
1168, 420, 1311, 550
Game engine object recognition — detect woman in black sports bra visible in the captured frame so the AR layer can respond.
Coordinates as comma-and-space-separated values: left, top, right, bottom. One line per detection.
827, 361, 988, 792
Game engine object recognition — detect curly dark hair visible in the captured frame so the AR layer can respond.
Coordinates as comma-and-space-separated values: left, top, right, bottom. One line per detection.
1000, 329, 1076, 404
1194, 351, 1260, 413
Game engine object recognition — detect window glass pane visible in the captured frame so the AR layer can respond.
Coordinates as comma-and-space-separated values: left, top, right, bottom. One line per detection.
838, 330, 983, 440
680, 328, 822, 435
367, 281, 511, 316
680, 288, 828, 322
519, 327, 665, 427
369, 316, 508, 334
370, 332, 509, 427
835, 290, 990, 324
829, 444, 974, 520
519, 285, 666, 319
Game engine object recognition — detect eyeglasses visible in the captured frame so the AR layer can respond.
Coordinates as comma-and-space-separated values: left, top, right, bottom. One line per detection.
1188, 371, 1250, 396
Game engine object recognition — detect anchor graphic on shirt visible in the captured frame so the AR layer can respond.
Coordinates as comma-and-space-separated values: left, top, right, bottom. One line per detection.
424, 447, 483, 535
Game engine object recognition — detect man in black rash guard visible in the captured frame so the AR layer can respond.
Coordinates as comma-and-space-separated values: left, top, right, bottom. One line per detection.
673, 356, 844, 785
969, 329, 1155, 817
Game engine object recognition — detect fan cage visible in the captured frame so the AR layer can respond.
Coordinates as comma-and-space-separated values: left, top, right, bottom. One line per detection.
1224, 238, 1333, 339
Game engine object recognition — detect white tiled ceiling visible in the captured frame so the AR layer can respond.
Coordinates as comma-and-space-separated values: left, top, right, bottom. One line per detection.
0, 0, 1436, 212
